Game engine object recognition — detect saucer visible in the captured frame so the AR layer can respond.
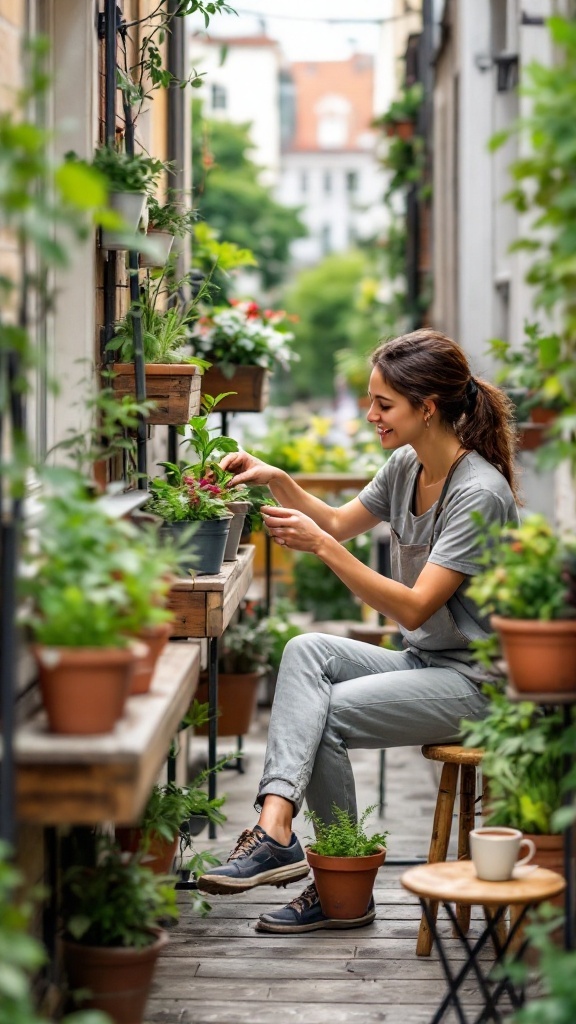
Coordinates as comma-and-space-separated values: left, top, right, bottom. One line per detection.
512, 864, 538, 879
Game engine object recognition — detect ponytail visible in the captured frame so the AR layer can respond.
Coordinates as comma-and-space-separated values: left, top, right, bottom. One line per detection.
371, 329, 521, 503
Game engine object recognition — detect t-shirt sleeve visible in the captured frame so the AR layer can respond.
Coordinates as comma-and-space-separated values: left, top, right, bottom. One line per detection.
428, 489, 514, 576
357, 461, 393, 521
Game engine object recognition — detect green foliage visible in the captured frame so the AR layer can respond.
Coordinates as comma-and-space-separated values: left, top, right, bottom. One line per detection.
22, 480, 179, 646
292, 534, 371, 622
189, 300, 298, 373
218, 610, 275, 673
259, 600, 304, 671
147, 195, 197, 236
461, 688, 569, 834
108, 274, 210, 364
377, 82, 423, 128
466, 513, 576, 621
92, 146, 165, 194
179, 395, 241, 476
191, 103, 306, 289
64, 839, 178, 949
509, 905, 576, 1023
192, 221, 257, 279
306, 805, 389, 857
487, 323, 565, 419
139, 782, 226, 844
145, 471, 230, 522
491, 16, 576, 472
0, 842, 109, 1024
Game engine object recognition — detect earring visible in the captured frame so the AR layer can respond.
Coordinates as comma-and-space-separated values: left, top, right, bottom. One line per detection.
424, 414, 430, 429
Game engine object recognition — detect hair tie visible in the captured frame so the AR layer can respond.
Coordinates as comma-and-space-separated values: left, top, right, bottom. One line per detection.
465, 377, 478, 410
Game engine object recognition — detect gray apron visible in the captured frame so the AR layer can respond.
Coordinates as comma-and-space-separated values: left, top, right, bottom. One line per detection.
390, 453, 471, 652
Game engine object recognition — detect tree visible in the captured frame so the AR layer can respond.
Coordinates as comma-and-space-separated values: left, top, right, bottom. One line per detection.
192, 102, 306, 289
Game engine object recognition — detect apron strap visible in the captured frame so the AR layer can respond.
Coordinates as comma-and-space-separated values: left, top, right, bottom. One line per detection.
429, 451, 470, 545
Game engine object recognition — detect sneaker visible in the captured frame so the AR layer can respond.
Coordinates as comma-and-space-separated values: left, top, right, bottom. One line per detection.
255, 882, 377, 934
197, 825, 309, 895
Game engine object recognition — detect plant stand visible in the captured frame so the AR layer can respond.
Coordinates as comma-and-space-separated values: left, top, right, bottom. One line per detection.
110, 363, 201, 425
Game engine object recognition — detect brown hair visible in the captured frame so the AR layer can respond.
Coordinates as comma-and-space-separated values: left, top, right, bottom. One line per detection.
371, 329, 520, 502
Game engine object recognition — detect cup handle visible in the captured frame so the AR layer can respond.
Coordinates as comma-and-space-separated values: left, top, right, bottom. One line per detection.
516, 837, 536, 868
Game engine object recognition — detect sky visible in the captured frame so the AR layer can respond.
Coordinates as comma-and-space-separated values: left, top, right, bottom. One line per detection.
208, 0, 390, 62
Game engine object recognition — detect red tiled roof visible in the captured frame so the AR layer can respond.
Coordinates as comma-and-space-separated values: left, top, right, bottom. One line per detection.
288, 55, 375, 152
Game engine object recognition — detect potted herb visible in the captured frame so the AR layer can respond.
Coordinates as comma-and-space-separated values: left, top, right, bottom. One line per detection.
92, 145, 164, 250
377, 82, 423, 140
21, 483, 178, 735
195, 609, 274, 737
304, 804, 388, 921
466, 513, 576, 693
140, 195, 197, 268
509, 906, 576, 1023
62, 838, 177, 1023
188, 299, 298, 411
116, 780, 226, 874
107, 275, 208, 426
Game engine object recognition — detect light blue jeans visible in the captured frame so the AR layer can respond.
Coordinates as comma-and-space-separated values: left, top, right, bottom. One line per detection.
256, 633, 489, 824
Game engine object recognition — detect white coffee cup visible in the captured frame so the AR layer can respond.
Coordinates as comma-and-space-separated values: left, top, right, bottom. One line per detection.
469, 826, 536, 882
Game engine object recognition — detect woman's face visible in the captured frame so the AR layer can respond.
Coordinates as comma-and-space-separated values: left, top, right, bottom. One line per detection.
366, 366, 426, 450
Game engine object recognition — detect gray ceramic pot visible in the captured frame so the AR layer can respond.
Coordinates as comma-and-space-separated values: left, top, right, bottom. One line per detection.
162, 516, 232, 575
224, 501, 252, 560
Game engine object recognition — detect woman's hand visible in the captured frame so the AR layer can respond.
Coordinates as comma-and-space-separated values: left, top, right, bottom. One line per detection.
219, 449, 278, 487
261, 505, 328, 553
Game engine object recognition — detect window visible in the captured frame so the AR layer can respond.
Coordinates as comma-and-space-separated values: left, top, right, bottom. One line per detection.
300, 171, 308, 193
211, 83, 227, 110
346, 171, 358, 193
316, 94, 350, 149
320, 224, 332, 255
323, 171, 332, 194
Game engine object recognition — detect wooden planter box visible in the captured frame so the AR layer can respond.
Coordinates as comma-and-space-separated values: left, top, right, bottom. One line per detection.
201, 365, 270, 412
111, 364, 201, 425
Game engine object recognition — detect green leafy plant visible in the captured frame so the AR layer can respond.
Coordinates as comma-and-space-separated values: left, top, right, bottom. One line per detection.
259, 600, 304, 672
108, 275, 211, 365
305, 805, 389, 858
21, 480, 180, 646
377, 82, 423, 129
0, 841, 108, 1024
218, 611, 275, 674
138, 782, 226, 846
292, 534, 371, 622
64, 839, 178, 949
487, 323, 565, 421
92, 146, 165, 194
508, 905, 576, 1023
466, 513, 576, 621
461, 688, 568, 835
147, 195, 197, 236
145, 463, 230, 523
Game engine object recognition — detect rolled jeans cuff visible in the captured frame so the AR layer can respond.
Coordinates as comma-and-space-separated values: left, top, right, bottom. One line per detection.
255, 780, 302, 816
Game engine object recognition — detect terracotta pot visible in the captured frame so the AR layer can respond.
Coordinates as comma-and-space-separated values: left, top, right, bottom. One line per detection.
63, 927, 168, 1024
517, 406, 557, 451
115, 827, 179, 874
33, 645, 136, 735
224, 501, 251, 561
130, 623, 171, 695
195, 670, 261, 736
491, 616, 576, 693
110, 363, 201, 425
306, 845, 386, 920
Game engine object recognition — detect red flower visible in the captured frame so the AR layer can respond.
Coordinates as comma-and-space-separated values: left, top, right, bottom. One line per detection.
198, 478, 221, 495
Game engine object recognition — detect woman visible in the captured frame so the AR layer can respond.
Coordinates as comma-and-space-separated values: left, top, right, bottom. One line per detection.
198, 329, 520, 934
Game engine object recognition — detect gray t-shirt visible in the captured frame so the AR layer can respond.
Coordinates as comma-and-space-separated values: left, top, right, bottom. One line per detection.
358, 446, 519, 680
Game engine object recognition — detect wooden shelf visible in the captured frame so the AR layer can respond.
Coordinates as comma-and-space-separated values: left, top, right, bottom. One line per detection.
167, 544, 255, 638
15, 642, 200, 826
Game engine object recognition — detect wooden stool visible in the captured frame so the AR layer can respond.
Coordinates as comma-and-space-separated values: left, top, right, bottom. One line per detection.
416, 743, 484, 956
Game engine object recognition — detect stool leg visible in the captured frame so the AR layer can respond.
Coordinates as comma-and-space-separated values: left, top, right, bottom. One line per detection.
416, 761, 458, 956
454, 763, 475, 937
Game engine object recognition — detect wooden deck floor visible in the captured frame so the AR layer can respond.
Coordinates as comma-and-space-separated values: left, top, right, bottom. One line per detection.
146, 707, 502, 1024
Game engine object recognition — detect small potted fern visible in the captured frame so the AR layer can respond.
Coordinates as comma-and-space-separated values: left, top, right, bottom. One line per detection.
140, 194, 197, 268
305, 805, 388, 921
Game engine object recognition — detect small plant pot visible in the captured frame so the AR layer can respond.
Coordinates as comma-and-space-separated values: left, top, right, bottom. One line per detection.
187, 813, 209, 837
306, 846, 386, 920
101, 191, 147, 250
110, 363, 201, 426
201, 365, 270, 411
139, 229, 174, 268
33, 645, 137, 735
194, 670, 262, 736
115, 827, 179, 874
130, 623, 172, 695
162, 516, 232, 576
62, 927, 168, 1024
384, 119, 414, 140
491, 616, 576, 693
223, 501, 251, 561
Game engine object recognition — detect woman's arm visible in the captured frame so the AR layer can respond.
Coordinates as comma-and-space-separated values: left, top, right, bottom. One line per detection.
262, 505, 466, 631
220, 450, 380, 541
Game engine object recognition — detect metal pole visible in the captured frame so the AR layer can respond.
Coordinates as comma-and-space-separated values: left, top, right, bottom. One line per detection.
207, 636, 219, 839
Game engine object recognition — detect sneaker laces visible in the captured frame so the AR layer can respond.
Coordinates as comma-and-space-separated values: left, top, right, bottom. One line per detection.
286, 883, 319, 914
227, 826, 265, 862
